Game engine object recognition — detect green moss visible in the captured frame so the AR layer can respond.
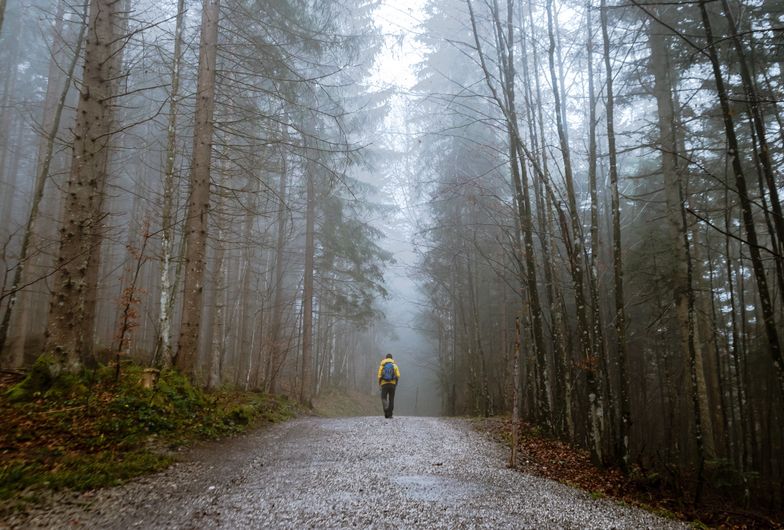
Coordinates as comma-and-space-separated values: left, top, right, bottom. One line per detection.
0, 362, 298, 501
0, 451, 173, 498
6, 356, 59, 402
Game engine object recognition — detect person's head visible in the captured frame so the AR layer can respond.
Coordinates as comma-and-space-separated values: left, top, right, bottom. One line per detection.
385, 353, 393, 359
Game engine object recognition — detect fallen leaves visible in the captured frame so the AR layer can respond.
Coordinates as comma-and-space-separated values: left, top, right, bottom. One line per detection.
476, 417, 783, 529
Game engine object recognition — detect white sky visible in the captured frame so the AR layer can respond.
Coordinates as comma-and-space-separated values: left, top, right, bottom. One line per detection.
369, 1, 427, 90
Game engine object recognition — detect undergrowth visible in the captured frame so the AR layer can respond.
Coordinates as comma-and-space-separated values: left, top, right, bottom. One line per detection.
0, 363, 298, 500
477, 417, 783, 529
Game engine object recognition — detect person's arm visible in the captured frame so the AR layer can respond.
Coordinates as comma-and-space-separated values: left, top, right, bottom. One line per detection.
394, 363, 400, 382
377, 363, 383, 385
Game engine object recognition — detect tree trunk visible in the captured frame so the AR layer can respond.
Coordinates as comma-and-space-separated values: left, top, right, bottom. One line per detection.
586, 3, 615, 459
0, 22, 20, 243
43, 0, 119, 373
600, 0, 631, 469
510, 316, 522, 467
648, 10, 710, 499
300, 155, 315, 405
156, 0, 187, 369
208, 228, 225, 389
176, 0, 220, 377
266, 149, 289, 393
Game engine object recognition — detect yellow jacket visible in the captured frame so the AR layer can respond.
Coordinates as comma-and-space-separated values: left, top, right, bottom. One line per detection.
377, 358, 400, 385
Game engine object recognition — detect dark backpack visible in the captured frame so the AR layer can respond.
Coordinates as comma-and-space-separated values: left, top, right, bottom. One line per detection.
381, 362, 395, 382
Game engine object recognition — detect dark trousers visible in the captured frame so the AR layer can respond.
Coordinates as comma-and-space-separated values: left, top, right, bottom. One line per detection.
381, 384, 396, 418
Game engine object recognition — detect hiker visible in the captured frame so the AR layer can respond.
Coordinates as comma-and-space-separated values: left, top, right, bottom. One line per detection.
377, 354, 400, 418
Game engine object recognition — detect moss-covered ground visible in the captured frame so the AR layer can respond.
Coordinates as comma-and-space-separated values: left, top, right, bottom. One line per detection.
0, 363, 298, 501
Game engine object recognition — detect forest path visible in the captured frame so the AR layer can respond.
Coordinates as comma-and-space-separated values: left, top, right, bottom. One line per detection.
10, 417, 685, 529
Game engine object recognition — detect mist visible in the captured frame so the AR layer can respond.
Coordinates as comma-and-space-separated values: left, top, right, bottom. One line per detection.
0, 0, 783, 509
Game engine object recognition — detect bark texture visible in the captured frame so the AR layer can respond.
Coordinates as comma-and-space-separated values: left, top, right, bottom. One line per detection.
177, 0, 221, 377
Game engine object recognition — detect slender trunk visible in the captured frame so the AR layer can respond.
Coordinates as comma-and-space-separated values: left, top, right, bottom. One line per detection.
176, 0, 220, 377
725, 196, 748, 469
703, 232, 731, 457
510, 316, 522, 468
698, 0, 783, 397
546, 0, 601, 462
526, 0, 573, 439
466, 249, 490, 417
236, 187, 255, 387
586, 3, 614, 459
156, 0, 187, 369
719, 0, 784, 280
600, 0, 631, 469
267, 150, 289, 393
500, 0, 549, 428
0, 24, 20, 243
300, 156, 315, 405
114, 229, 150, 380
208, 229, 225, 389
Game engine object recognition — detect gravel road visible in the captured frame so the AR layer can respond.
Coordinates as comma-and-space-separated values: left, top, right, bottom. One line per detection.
4, 416, 686, 529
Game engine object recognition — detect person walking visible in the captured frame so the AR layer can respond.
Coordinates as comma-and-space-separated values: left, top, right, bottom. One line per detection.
377, 354, 400, 418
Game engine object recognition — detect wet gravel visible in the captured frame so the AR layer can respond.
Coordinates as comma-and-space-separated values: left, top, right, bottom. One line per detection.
3, 416, 686, 529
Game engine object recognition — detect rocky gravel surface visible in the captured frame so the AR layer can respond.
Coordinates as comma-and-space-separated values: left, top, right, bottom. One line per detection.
3, 416, 687, 529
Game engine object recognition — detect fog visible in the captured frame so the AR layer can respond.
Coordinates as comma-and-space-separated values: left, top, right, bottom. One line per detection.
0, 0, 783, 504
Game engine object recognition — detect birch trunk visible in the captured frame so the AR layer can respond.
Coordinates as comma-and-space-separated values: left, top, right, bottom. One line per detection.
586, 4, 614, 457
156, 0, 187, 369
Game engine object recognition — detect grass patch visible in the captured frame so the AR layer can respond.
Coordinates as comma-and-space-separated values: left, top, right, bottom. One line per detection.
311, 386, 379, 417
0, 364, 298, 500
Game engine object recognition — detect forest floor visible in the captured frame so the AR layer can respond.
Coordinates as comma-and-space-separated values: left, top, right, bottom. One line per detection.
0, 365, 299, 511
477, 417, 783, 529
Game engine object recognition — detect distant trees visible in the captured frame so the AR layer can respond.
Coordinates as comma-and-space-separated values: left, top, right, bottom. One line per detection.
0, 0, 390, 397
414, 0, 783, 509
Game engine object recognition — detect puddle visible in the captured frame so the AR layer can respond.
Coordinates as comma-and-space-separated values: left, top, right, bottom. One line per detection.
392, 474, 481, 503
